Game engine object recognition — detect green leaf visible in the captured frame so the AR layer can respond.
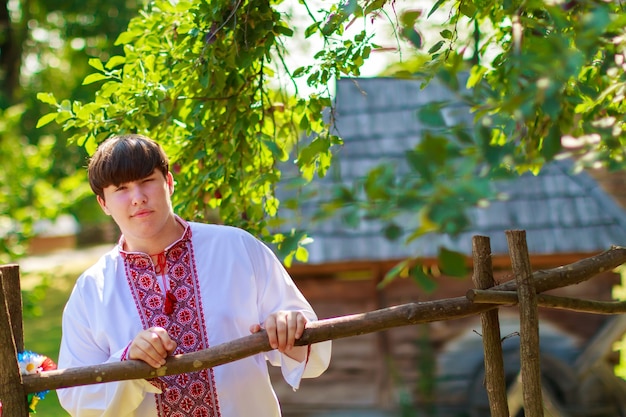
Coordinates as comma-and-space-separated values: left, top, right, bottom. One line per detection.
75, 103, 100, 121
84, 135, 98, 156
275, 230, 309, 265
82, 73, 109, 85
437, 247, 467, 278
467, 65, 486, 88
295, 246, 309, 263
364, 0, 386, 14
36, 112, 58, 128
36, 92, 57, 106
342, 206, 360, 228
304, 23, 319, 38
115, 30, 139, 46
459, 2, 477, 18
292, 66, 307, 78
261, 137, 288, 161
403, 27, 422, 49
274, 24, 294, 37
105, 55, 126, 69
321, 12, 346, 36
419, 134, 449, 165
383, 223, 403, 240
417, 104, 446, 127
364, 165, 392, 200
428, 0, 447, 18
428, 40, 445, 54
405, 150, 432, 181
541, 125, 562, 161
297, 136, 329, 166
55, 111, 72, 124
400, 10, 422, 27
88, 58, 104, 72
378, 259, 410, 288
410, 266, 437, 293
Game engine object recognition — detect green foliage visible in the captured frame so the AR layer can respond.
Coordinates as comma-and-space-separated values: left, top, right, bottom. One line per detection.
30, 0, 626, 271
5, 0, 626, 269
39, 0, 393, 264
306, 0, 626, 282
455, 0, 626, 170
0, 105, 91, 262
377, 245, 467, 293
1, 0, 141, 260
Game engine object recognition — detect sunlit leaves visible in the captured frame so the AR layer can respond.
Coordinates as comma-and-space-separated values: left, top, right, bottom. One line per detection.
88, 58, 105, 72
273, 229, 312, 267
115, 30, 140, 46
437, 247, 467, 278
36, 0, 376, 261
36, 113, 58, 128
36, 93, 57, 106
82, 73, 110, 85
105, 55, 126, 69
27, 0, 626, 277
377, 252, 465, 293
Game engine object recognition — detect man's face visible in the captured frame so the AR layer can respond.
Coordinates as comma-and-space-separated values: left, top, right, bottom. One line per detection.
97, 170, 175, 247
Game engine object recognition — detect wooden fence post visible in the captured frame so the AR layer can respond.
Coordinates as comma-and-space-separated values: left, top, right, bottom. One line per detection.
0, 264, 29, 416
472, 235, 509, 417
2, 264, 24, 352
506, 230, 543, 417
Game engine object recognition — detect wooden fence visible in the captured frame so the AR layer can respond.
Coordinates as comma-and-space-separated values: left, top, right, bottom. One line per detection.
3, 230, 626, 416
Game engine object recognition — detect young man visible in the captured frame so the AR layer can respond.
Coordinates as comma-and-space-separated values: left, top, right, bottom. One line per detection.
58, 134, 331, 417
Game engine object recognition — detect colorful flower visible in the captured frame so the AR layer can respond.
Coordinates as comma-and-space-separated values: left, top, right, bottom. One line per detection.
17, 351, 57, 413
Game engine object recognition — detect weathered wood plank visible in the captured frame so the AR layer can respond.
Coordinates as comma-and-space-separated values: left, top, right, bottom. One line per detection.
0, 267, 29, 417
1, 264, 24, 352
472, 235, 509, 417
467, 290, 626, 314
507, 230, 543, 417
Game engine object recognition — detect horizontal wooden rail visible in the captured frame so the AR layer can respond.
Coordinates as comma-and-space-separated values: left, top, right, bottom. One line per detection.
467, 289, 626, 314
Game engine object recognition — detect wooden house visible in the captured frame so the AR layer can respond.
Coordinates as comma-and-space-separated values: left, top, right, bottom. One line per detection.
269, 77, 626, 416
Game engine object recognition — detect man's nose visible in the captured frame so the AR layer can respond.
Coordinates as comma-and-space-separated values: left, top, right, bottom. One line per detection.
131, 187, 148, 205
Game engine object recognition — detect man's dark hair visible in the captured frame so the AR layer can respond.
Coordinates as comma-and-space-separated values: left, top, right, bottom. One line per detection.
88, 134, 170, 199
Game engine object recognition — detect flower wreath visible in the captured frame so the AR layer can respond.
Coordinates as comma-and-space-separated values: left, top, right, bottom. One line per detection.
17, 351, 57, 413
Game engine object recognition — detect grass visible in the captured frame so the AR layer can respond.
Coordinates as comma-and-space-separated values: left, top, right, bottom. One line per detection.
21, 258, 96, 416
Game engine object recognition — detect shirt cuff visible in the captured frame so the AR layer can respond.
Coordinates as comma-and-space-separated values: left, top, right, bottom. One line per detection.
280, 345, 311, 391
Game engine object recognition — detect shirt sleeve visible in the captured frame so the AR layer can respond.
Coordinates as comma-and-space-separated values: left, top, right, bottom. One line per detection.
57, 279, 161, 416
266, 337, 332, 390
244, 234, 332, 390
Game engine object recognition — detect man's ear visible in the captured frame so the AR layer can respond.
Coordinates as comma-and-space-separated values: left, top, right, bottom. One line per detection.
97, 195, 111, 215
167, 171, 175, 195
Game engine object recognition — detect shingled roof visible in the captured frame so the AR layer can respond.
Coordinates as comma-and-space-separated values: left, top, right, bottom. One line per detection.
277, 77, 626, 264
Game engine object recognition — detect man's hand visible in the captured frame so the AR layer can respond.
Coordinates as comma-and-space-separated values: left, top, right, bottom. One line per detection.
128, 327, 177, 368
250, 310, 308, 362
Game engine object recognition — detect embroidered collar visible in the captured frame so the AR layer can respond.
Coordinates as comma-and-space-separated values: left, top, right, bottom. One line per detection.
118, 216, 192, 315
117, 215, 192, 259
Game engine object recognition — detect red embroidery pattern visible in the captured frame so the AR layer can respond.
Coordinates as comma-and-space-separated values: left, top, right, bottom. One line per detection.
122, 226, 221, 417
